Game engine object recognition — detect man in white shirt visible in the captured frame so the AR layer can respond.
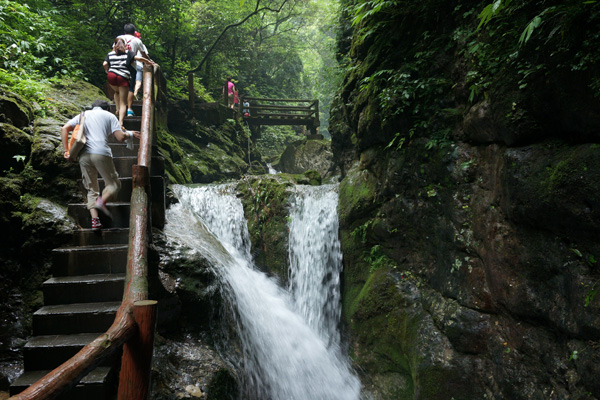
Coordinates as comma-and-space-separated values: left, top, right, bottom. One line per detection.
118, 23, 154, 117
61, 100, 140, 230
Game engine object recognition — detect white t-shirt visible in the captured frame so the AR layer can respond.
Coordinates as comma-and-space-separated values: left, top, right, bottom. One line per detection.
67, 107, 121, 157
118, 34, 145, 56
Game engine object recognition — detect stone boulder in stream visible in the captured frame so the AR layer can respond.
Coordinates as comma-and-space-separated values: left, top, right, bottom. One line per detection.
274, 138, 339, 180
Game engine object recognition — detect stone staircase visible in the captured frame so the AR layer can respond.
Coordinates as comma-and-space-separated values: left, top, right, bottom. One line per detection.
10, 103, 165, 399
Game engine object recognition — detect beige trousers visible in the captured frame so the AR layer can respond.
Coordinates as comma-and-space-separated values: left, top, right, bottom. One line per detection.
79, 152, 121, 209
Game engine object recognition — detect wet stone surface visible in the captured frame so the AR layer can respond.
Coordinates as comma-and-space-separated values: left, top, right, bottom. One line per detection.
151, 332, 234, 399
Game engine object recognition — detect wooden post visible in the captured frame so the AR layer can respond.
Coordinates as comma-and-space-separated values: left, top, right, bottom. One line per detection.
117, 300, 158, 400
188, 72, 194, 111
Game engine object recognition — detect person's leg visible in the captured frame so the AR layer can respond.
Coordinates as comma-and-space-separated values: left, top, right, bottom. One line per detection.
127, 76, 135, 115
134, 65, 143, 98
79, 152, 102, 228
118, 86, 128, 128
93, 154, 121, 203
110, 85, 120, 117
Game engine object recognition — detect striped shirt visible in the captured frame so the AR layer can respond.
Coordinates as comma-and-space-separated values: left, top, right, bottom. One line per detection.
105, 50, 135, 80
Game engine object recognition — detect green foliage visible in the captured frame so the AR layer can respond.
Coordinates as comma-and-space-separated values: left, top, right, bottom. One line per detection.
348, 0, 400, 42
255, 126, 301, 160
363, 244, 395, 273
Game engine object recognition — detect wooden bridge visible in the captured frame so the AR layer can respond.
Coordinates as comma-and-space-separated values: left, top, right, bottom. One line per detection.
241, 97, 320, 136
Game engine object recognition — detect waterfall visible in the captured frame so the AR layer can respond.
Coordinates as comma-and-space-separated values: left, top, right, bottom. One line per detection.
267, 163, 279, 174
165, 184, 361, 400
288, 184, 343, 349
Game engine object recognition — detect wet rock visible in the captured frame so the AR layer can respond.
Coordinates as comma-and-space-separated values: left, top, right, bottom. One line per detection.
151, 333, 237, 400
275, 138, 339, 179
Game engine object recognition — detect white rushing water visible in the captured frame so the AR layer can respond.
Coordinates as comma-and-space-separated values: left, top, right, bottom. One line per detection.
288, 184, 344, 349
165, 184, 361, 400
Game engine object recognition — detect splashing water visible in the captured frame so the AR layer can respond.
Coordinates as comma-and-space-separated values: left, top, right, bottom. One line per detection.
166, 184, 361, 400
288, 184, 344, 348
267, 163, 280, 174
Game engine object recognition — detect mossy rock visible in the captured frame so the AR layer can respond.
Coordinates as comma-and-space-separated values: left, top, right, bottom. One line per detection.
43, 79, 108, 119
502, 142, 600, 240
236, 175, 295, 280
0, 90, 33, 128
0, 123, 32, 173
275, 138, 337, 178
338, 163, 379, 223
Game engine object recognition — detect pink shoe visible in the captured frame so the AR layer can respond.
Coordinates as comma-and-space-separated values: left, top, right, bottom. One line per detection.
91, 217, 102, 230
93, 197, 112, 220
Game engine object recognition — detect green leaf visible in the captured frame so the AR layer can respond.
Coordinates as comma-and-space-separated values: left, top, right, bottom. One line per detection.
518, 15, 541, 46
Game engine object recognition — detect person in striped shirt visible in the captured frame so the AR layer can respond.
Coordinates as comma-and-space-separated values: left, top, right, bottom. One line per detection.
103, 37, 151, 128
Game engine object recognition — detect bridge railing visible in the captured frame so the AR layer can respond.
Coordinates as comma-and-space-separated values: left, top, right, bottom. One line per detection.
9, 63, 161, 400
242, 97, 320, 135
243, 97, 318, 118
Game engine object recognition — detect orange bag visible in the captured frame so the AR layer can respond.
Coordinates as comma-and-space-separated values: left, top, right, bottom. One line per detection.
67, 112, 86, 161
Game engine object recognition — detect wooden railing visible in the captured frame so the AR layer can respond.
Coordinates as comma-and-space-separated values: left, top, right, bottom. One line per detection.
9, 63, 162, 400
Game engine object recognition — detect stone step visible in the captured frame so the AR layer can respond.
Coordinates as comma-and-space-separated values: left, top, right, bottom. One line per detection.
68, 202, 130, 230
23, 333, 119, 370
69, 228, 129, 246
109, 103, 143, 115
33, 301, 120, 335
123, 116, 142, 131
52, 244, 127, 276
43, 273, 125, 305
10, 366, 116, 399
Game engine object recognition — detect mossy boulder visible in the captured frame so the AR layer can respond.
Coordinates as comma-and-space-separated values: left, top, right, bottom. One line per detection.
347, 269, 482, 399
0, 123, 32, 173
43, 79, 108, 119
275, 138, 338, 179
236, 175, 293, 280
338, 162, 379, 223
0, 90, 33, 128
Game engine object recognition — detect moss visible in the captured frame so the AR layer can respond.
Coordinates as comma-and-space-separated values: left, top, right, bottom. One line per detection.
156, 128, 192, 184
0, 90, 34, 127
43, 79, 108, 119
338, 165, 378, 223
348, 269, 419, 399
236, 176, 294, 280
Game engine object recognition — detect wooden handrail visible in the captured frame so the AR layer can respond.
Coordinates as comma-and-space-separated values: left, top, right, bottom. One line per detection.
252, 112, 315, 118
243, 96, 315, 102
9, 64, 161, 400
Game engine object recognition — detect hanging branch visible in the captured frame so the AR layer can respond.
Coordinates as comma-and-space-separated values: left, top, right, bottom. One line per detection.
186, 0, 290, 74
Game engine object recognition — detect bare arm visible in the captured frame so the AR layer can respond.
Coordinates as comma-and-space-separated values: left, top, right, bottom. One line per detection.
113, 129, 141, 142
61, 122, 74, 159
134, 55, 155, 66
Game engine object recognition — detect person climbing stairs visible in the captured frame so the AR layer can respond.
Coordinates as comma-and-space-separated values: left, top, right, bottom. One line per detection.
9, 101, 165, 399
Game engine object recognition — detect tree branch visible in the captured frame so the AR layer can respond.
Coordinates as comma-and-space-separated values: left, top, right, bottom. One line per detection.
187, 0, 290, 74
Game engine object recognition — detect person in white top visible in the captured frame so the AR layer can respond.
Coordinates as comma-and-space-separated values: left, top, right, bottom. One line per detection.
61, 100, 141, 230
133, 31, 148, 100
118, 23, 154, 117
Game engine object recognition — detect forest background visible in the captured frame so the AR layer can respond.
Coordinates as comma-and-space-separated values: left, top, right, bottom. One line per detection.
1, 0, 341, 159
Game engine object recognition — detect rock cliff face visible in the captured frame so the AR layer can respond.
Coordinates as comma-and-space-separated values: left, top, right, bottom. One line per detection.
331, 1, 600, 398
